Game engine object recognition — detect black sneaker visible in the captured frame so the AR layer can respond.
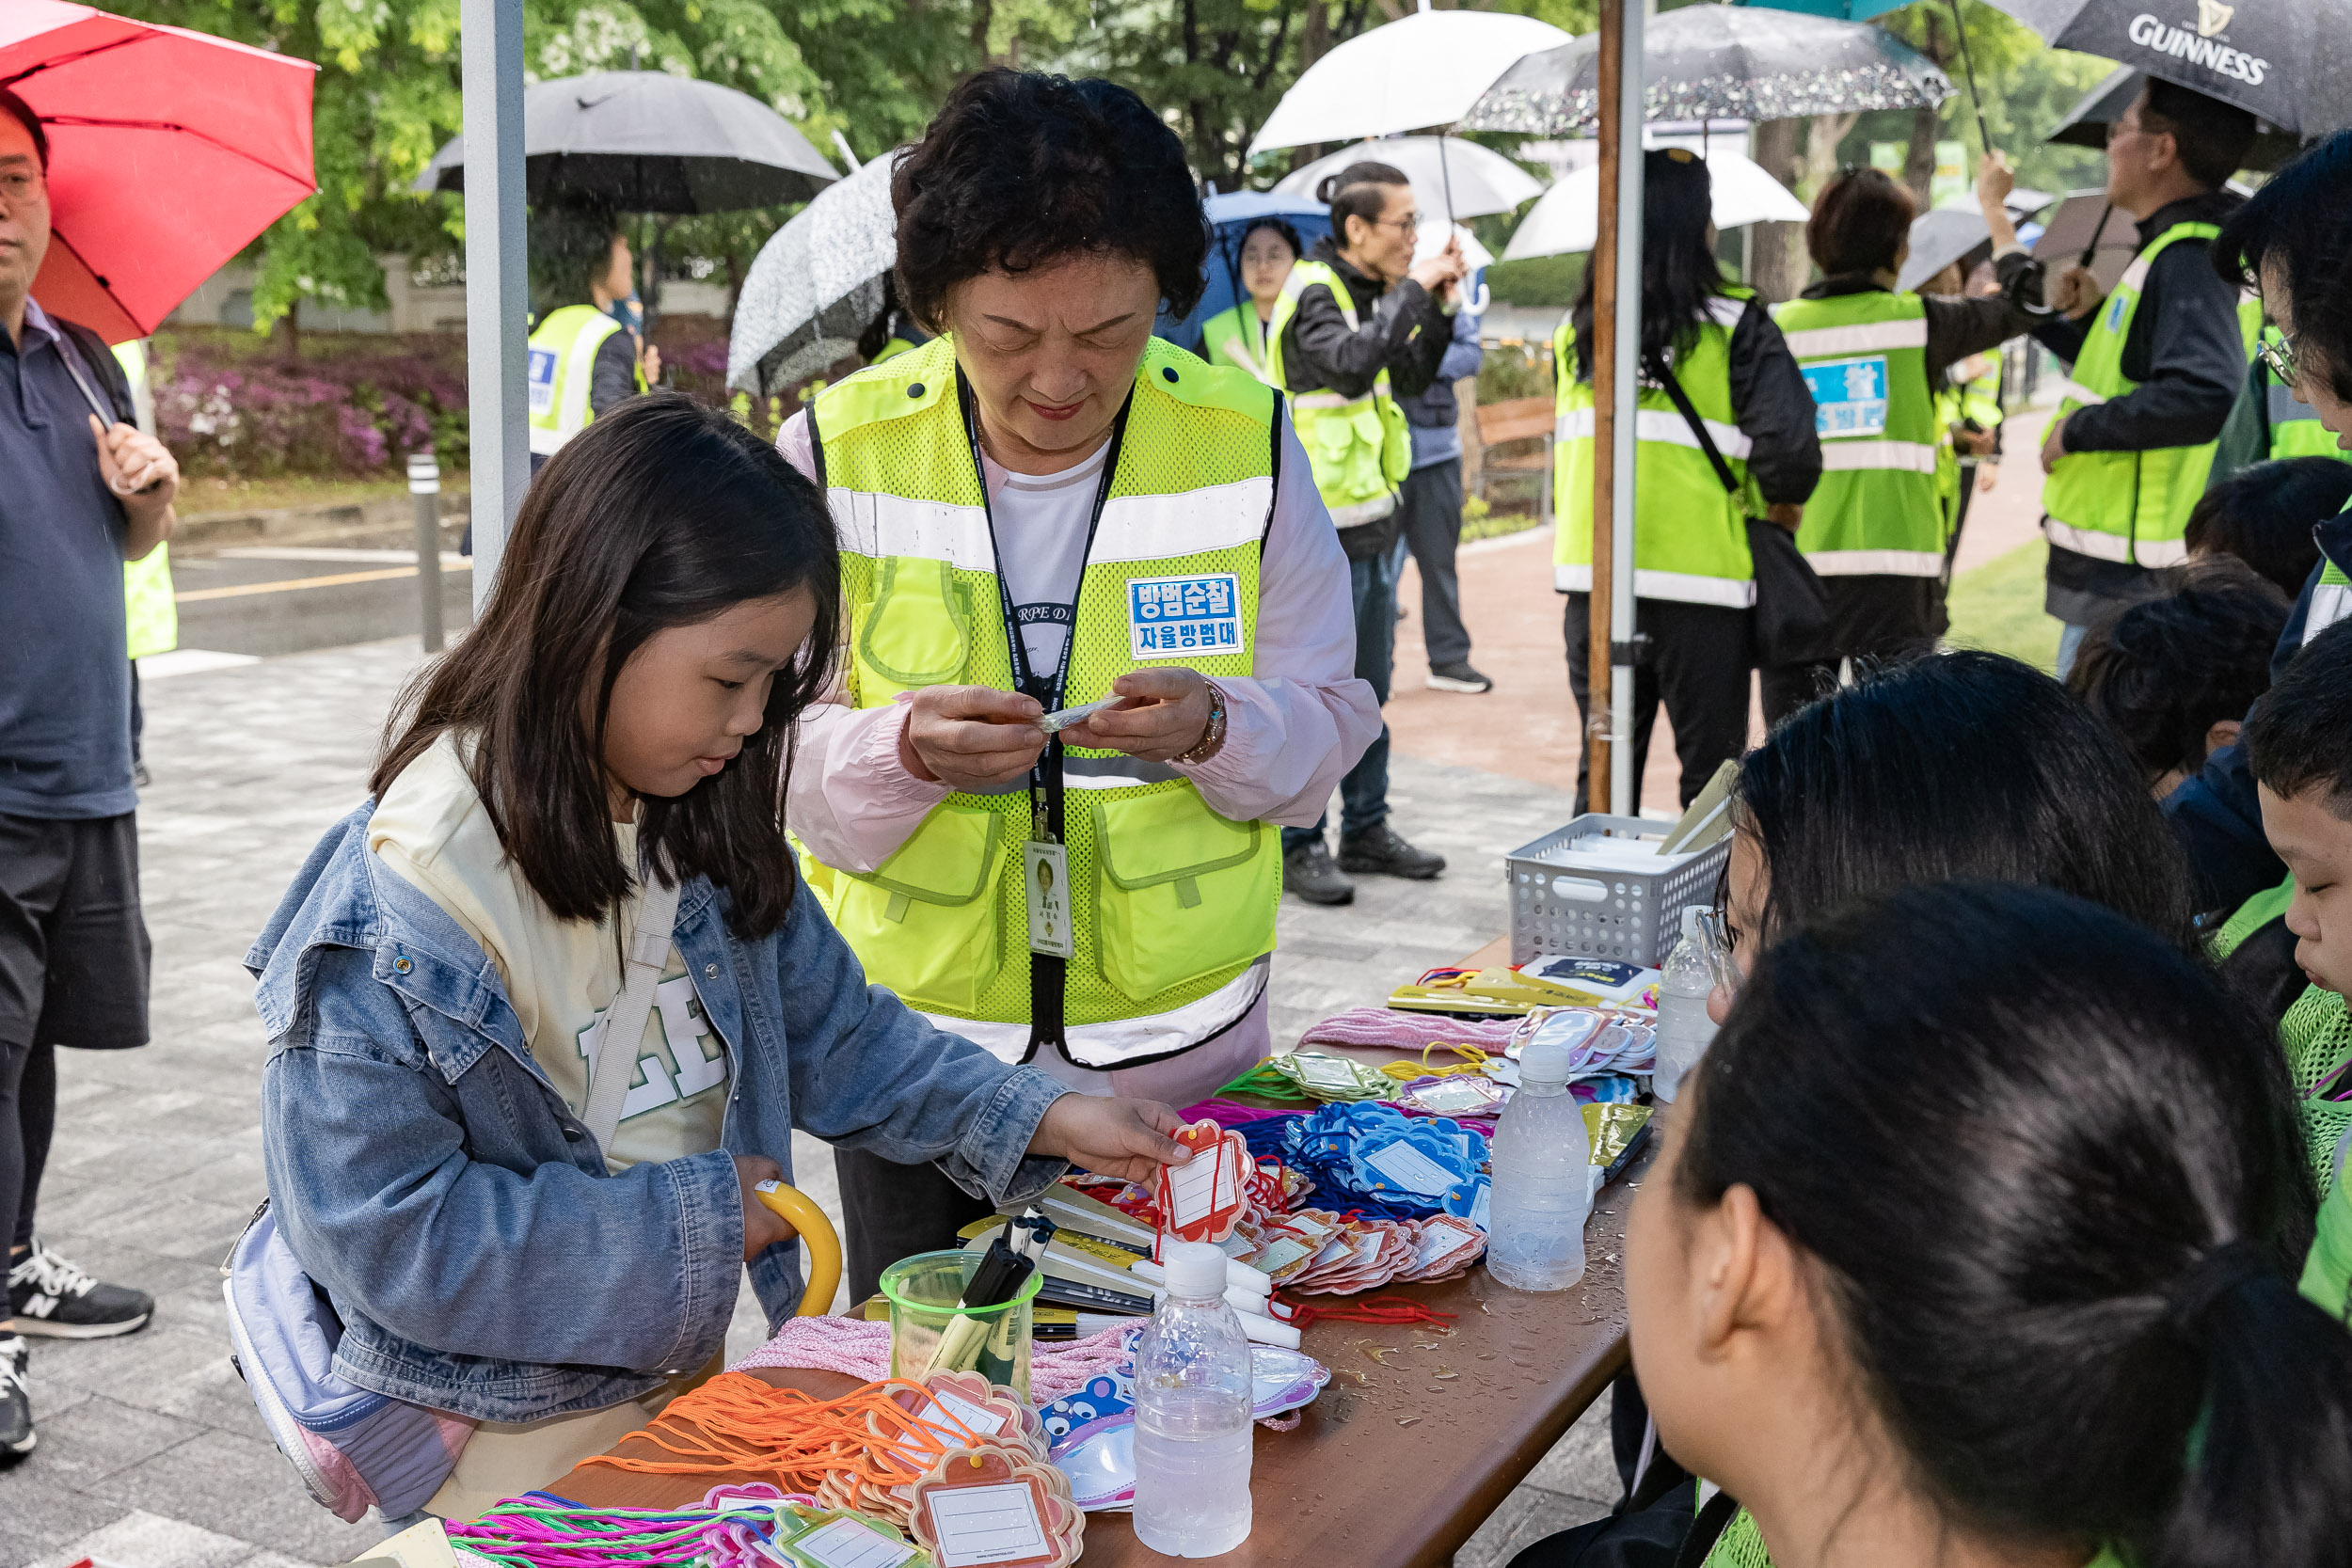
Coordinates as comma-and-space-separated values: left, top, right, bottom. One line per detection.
1283, 840, 1356, 906
0, 1336, 30, 1461
1338, 823, 1446, 879
8, 1243, 152, 1338
1425, 661, 1493, 694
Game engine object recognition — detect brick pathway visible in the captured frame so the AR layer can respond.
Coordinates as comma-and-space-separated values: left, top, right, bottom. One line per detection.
0, 633, 1616, 1567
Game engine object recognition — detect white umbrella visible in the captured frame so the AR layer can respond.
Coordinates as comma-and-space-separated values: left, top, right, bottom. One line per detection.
728, 151, 902, 396
1273, 136, 1544, 222
1502, 148, 1804, 260
1248, 4, 1572, 153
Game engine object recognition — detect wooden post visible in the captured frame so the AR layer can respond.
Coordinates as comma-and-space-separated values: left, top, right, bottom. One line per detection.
1587, 0, 1624, 814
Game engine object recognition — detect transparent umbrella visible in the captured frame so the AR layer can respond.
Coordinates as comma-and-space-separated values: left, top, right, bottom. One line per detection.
727, 152, 901, 396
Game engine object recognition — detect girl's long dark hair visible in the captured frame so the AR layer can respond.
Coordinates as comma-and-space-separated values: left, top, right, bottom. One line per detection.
373, 393, 839, 940
1570, 148, 1724, 382
1736, 650, 2197, 953
1681, 882, 2337, 1568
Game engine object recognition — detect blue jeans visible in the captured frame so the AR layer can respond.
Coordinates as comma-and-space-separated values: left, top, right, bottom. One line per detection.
1284, 549, 1394, 850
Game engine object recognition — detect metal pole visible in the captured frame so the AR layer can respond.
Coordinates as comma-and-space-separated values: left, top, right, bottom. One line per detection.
1588, 0, 1625, 814
1607, 0, 1645, 817
409, 451, 445, 653
461, 0, 528, 613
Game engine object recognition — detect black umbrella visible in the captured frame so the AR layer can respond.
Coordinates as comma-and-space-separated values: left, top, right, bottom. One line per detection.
1461, 5, 1950, 135
2044, 63, 2308, 167
416, 71, 838, 214
1986, 0, 2352, 138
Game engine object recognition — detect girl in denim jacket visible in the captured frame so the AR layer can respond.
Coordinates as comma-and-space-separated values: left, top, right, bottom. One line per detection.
250, 394, 1184, 1519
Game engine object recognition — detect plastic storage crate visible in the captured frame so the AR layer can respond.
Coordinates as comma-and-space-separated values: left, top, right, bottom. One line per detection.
1505, 813, 1731, 968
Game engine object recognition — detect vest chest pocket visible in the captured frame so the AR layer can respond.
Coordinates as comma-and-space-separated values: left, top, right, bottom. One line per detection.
834, 804, 1005, 1015
854, 556, 971, 700
1088, 791, 1279, 1001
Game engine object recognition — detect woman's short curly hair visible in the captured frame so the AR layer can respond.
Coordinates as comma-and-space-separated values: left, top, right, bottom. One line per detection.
892, 69, 1208, 330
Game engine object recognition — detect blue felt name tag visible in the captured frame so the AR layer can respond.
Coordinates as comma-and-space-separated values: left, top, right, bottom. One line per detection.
1127, 572, 1241, 660
527, 347, 558, 418
1803, 354, 1891, 438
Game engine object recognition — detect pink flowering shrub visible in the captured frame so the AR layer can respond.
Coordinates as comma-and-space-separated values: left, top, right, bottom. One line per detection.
151, 328, 469, 478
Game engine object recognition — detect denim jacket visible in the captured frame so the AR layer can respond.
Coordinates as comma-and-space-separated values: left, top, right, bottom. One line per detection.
247, 803, 1073, 1423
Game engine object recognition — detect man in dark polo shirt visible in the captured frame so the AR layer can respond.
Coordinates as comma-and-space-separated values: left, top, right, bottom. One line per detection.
0, 87, 172, 1463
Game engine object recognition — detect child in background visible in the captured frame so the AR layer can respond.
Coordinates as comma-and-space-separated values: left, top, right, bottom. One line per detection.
2067, 557, 2291, 800
1629, 882, 2333, 1568
2185, 456, 2352, 600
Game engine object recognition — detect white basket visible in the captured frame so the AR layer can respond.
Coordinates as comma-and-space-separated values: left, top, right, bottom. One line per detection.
1505, 813, 1730, 969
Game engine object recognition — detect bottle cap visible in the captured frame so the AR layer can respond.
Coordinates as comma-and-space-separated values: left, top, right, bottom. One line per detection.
1163, 1240, 1230, 1299
1520, 1038, 1574, 1085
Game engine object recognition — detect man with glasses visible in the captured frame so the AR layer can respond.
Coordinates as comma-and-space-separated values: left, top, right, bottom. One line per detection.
2034, 80, 2263, 678
1261, 162, 1465, 905
0, 87, 169, 1463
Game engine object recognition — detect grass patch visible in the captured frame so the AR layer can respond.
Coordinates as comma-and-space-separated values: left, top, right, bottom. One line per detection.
176, 470, 469, 516
1462, 508, 1546, 544
1946, 538, 2061, 673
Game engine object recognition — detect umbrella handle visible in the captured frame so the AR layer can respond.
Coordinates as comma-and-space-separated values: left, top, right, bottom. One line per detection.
754, 1180, 844, 1316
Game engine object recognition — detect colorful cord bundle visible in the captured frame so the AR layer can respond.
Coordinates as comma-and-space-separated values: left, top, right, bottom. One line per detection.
1280, 1101, 1490, 1223
445, 1483, 826, 1568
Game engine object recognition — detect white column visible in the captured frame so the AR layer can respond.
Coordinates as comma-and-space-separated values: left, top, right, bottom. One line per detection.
461, 0, 528, 613
1607, 0, 1646, 816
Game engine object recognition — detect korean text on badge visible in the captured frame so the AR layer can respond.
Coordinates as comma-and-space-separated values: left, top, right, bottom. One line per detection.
1126, 573, 1242, 661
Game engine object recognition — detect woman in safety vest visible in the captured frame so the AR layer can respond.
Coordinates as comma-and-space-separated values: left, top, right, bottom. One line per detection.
1760, 158, 2038, 724
1196, 218, 1298, 382
1553, 148, 1820, 813
774, 70, 1381, 1301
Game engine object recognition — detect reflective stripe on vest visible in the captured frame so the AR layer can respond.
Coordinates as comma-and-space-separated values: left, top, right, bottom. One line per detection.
1262, 259, 1411, 527
805, 333, 1284, 1069
528, 306, 626, 456
1772, 291, 1942, 578
1551, 291, 1757, 606
2042, 223, 2263, 566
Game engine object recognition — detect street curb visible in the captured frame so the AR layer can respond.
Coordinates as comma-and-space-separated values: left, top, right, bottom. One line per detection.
175, 489, 470, 551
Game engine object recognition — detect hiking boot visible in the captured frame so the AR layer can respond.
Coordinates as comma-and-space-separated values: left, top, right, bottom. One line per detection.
0, 1336, 31, 1462
1283, 840, 1356, 906
8, 1242, 152, 1338
1338, 823, 1446, 879
1425, 661, 1493, 694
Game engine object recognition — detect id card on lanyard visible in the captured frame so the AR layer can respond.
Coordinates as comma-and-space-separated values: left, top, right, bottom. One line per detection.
960, 381, 1134, 1052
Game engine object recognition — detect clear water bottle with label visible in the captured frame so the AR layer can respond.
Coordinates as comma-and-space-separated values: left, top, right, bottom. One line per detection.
1485, 1036, 1593, 1292
1653, 906, 1719, 1103
1133, 1240, 1255, 1556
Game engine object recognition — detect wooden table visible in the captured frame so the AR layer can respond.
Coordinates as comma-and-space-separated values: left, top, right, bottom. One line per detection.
549, 935, 1647, 1568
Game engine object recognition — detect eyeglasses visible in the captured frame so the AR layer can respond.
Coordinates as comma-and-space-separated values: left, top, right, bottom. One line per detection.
2258, 329, 2302, 386
1367, 212, 1423, 235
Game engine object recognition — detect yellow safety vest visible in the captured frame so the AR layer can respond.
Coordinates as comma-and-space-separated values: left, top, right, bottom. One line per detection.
527, 305, 643, 457
2043, 223, 2262, 568
1261, 259, 1412, 529
1772, 291, 1945, 578
801, 335, 1283, 1068
114, 340, 176, 659
1199, 304, 1276, 383
1552, 291, 1758, 606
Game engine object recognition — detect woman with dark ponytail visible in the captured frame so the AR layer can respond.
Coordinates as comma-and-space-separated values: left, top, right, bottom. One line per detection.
1627, 882, 2338, 1568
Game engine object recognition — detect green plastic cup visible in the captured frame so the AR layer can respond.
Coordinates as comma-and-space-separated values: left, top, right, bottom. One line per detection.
879, 1249, 1041, 1399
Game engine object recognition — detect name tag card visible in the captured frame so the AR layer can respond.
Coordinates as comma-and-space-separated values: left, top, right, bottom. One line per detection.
1155, 1119, 1249, 1245
909, 1449, 1083, 1568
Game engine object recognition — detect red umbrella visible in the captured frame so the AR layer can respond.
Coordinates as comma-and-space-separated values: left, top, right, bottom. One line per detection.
1, 1, 317, 342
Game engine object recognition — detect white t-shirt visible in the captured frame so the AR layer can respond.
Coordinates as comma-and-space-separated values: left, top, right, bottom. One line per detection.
367, 732, 730, 1172
983, 438, 1112, 693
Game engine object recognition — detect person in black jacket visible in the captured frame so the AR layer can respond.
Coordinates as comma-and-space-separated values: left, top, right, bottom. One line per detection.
2035, 81, 2258, 677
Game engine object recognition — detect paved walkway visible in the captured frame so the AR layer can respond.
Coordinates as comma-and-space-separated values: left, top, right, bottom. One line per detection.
0, 633, 1616, 1567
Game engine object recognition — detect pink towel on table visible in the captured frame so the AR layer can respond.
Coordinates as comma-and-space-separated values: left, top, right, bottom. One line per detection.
730, 1315, 1136, 1405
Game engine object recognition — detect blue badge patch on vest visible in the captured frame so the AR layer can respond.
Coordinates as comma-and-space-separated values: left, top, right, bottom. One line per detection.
2107, 293, 2129, 333
528, 347, 558, 418
1129, 573, 1242, 659
1802, 355, 1890, 438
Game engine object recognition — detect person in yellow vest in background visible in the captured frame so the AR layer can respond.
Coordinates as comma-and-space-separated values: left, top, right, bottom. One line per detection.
1259, 161, 1464, 905
526, 204, 659, 470
115, 338, 171, 786
2035, 80, 2264, 679
772, 70, 1379, 1303
1760, 159, 2038, 723
1196, 218, 1299, 383
855, 273, 930, 366
2207, 325, 2352, 486
1553, 149, 1820, 812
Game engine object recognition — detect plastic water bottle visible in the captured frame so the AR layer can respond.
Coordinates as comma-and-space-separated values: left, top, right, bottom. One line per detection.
1133, 1240, 1255, 1556
1653, 906, 1719, 1103
1485, 1036, 1593, 1291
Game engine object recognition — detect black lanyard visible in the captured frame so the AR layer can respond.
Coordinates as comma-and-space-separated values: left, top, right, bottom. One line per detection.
957, 373, 1133, 1059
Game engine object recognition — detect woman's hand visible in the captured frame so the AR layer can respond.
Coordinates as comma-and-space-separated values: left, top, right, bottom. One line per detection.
1028, 1095, 1189, 1185
735, 1155, 800, 1261
1059, 669, 1215, 761
902, 686, 1047, 790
